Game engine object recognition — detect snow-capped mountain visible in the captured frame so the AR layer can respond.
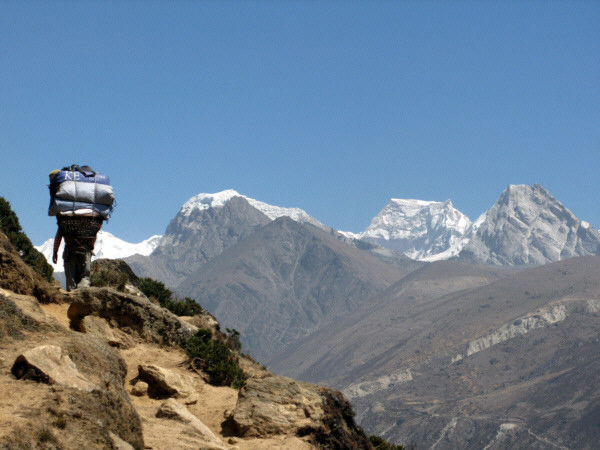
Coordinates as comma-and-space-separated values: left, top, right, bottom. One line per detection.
36, 231, 162, 273
359, 199, 472, 261
180, 189, 325, 229
458, 184, 600, 265
129, 190, 327, 287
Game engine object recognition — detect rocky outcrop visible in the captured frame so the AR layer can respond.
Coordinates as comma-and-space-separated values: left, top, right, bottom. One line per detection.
230, 375, 371, 449
67, 287, 197, 346
156, 399, 226, 449
3, 317, 145, 449
90, 258, 146, 297
136, 364, 198, 402
11, 344, 98, 392
80, 315, 135, 348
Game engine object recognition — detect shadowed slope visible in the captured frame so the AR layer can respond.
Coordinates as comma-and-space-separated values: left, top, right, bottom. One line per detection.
177, 217, 412, 362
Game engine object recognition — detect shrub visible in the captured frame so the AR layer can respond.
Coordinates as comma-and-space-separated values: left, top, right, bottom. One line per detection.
225, 327, 242, 352
185, 328, 247, 389
139, 277, 173, 306
166, 297, 204, 316
369, 435, 406, 450
139, 277, 204, 316
0, 196, 54, 282
91, 268, 128, 291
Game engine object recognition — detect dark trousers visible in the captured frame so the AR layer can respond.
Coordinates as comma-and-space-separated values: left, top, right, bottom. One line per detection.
63, 247, 91, 291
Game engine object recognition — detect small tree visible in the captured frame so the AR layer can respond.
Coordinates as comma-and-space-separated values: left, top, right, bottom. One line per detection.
185, 328, 247, 389
225, 328, 242, 352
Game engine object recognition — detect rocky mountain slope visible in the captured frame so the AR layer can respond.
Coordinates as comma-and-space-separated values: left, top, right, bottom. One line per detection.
127, 195, 273, 287
357, 185, 600, 266
271, 256, 600, 449
269, 261, 511, 384
458, 184, 600, 265
126, 190, 418, 289
39, 184, 600, 277
359, 199, 472, 262
0, 228, 376, 449
177, 217, 411, 363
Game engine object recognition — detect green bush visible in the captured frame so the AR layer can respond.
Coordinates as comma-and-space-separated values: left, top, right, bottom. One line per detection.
185, 328, 247, 389
165, 297, 204, 316
139, 277, 173, 306
0, 197, 54, 282
369, 435, 406, 450
91, 268, 128, 291
225, 327, 242, 352
138, 277, 204, 316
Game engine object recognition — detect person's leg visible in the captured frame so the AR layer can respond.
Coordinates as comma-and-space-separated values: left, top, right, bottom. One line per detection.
62, 248, 78, 291
76, 251, 92, 288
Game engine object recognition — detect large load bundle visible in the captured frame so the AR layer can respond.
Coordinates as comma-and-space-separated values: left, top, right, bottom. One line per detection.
48, 165, 115, 220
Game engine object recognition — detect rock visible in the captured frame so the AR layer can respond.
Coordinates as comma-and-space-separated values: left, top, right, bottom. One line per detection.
91, 258, 142, 285
156, 398, 226, 449
137, 364, 197, 401
81, 315, 135, 348
11, 345, 98, 392
67, 287, 197, 347
231, 376, 324, 437
130, 381, 149, 397
108, 432, 135, 450
90, 259, 148, 297
230, 375, 371, 448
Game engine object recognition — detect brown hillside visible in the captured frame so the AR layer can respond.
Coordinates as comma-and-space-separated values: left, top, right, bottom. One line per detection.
0, 236, 373, 449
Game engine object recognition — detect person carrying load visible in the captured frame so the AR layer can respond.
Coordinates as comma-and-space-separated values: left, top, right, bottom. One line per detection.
48, 165, 115, 291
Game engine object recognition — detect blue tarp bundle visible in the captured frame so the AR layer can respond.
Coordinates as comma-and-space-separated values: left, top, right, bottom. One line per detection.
48, 166, 115, 219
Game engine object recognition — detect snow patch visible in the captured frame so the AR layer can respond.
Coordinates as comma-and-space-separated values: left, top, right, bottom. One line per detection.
36, 231, 162, 273
180, 189, 325, 228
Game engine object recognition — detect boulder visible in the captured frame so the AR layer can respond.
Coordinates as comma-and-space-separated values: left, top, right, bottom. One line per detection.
108, 432, 135, 450
230, 375, 371, 448
11, 345, 98, 392
67, 287, 197, 347
81, 315, 135, 348
137, 364, 198, 402
156, 398, 226, 449
91, 258, 147, 297
130, 381, 149, 397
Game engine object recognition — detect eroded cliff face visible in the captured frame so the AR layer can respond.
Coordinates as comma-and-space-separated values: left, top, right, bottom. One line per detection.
0, 230, 372, 449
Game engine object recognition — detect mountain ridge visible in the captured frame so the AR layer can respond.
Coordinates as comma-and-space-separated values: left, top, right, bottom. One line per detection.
37, 183, 600, 273
176, 216, 410, 363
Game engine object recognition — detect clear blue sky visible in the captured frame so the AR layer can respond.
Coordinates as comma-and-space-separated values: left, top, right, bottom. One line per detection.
2, 1, 599, 245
